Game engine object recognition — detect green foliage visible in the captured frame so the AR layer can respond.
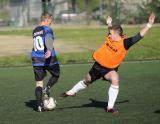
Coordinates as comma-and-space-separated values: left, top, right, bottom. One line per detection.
77, 0, 100, 12
137, 0, 160, 23
0, 0, 10, 21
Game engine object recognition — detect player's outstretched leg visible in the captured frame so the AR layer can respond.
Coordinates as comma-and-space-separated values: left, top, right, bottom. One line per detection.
104, 71, 119, 113
43, 76, 59, 99
60, 74, 92, 98
60, 80, 87, 98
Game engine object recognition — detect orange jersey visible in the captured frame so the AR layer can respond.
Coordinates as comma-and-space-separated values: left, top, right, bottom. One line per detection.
93, 36, 127, 68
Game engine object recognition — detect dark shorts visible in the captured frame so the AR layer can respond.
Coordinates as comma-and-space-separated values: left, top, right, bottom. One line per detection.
33, 64, 60, 81
89, 62, 118, 82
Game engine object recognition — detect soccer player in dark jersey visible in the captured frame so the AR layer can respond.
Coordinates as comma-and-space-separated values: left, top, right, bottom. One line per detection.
60, 13, 155, 113
32, 12, 60, 112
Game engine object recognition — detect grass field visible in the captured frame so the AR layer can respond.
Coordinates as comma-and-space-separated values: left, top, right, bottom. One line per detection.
0, 61, 160, 124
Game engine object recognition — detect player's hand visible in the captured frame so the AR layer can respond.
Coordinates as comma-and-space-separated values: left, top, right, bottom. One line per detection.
148, 13, 155, 25
45, 50, 51, 59
106, 16, 112, 25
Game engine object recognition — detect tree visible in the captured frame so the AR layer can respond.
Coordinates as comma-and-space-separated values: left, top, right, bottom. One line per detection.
84, 0, 91, 25
71, 0, 77, 13
138, 0, 160, 23
42, 0, 52, 13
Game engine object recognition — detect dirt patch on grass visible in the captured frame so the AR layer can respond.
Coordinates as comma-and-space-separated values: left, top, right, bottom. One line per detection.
0, 35, 90, 56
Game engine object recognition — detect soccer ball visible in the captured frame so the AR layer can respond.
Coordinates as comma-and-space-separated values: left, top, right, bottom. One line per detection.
43, 97, 57, 110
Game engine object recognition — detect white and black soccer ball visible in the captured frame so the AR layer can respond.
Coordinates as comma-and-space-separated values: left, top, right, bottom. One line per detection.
43, 97, 57, 110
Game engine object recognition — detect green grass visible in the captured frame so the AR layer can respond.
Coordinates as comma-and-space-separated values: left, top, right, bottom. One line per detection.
0, 53, 94, 67
0, 55, 31, 67
0, 26, 160, 66
0, 61, 160, 124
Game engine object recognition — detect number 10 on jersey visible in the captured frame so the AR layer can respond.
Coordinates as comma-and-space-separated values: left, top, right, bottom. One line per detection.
33, 36, 45, 51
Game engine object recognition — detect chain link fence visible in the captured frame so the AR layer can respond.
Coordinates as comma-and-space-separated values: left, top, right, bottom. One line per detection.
0, 0, 158, 27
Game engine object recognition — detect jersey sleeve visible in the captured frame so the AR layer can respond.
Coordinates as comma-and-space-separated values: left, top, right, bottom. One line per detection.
45, 34, 54, 51
124, 33, 143, 50
45, 27, 54, 40
44, 27, 54, 51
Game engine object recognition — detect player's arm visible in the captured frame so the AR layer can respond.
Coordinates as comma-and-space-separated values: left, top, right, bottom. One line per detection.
124, 13, 155, 50
106, 16, 112, 27
106, 16, 112, 35
140, 13, 155, 37
45, 33, 54, 59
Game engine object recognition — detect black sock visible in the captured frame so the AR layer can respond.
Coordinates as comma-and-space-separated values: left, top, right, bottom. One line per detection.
35, 87, 43, 107
46, 76, 59, 89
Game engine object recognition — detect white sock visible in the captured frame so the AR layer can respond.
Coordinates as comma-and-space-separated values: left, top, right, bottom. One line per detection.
66, 80, 87, 95
107, 84, 119, 109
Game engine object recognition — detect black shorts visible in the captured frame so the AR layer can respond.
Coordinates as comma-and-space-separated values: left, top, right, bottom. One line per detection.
89, 62, 118, 82
33, 64, 60, 81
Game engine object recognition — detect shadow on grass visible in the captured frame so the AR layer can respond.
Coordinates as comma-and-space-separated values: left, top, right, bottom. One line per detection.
57, 98, 129, 110
154, 110, 160, 114
25, 100, 37, 111
25, 98, 129, 111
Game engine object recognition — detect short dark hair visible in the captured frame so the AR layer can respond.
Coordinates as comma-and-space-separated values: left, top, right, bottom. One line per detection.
41, 12, 53, 21
110, 25, 123, 36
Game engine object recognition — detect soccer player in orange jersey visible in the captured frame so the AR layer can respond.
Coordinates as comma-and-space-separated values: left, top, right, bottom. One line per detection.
60, 13, 155, 113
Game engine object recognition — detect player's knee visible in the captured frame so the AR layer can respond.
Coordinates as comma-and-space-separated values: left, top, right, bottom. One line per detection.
84, 76, 92, 85
84, 79, 91, 86
36, 81, 43, 87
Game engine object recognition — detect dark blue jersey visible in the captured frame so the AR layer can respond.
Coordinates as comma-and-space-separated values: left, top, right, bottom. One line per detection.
31, 26, 58, 66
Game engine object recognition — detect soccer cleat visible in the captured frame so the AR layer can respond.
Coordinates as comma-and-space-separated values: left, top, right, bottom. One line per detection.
43, 87, 50, 99
59, 92, 76, 98
37, 106, 44, 112
105, 107, 119, 114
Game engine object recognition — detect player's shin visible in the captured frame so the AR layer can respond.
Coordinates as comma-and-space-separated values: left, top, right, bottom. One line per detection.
44, 76, 59, 96
35, 86, 43, 107
66, 80, 87, 95
107, 84, 119, 109
46, 76, 58, 89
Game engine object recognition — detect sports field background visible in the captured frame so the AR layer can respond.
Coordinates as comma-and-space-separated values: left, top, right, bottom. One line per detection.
0, 61, 160, 124
0, 0, 160, 123
0, 25, 160, 66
